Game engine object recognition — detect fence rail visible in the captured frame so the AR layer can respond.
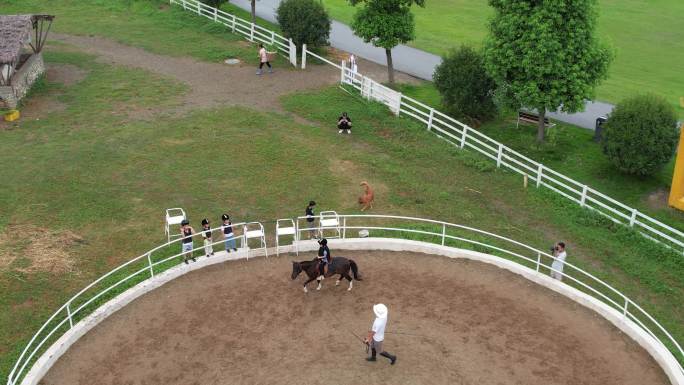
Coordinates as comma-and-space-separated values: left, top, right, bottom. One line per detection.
7, 214, 684, 385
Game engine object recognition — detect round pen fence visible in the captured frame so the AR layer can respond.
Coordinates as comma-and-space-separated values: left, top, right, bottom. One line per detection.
6, 214, 684, 385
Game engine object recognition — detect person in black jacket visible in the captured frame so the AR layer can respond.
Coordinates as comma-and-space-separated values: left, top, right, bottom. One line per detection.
338, 112, 352, 134
306, 201, 317, 239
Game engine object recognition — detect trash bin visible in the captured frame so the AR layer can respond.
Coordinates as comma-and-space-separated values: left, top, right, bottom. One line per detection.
594, 116, 607, 142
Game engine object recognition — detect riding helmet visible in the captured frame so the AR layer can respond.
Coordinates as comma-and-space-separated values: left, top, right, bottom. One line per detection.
221, 213, 230, 221
201, 218, 209, 226
318, 238, 327, 246
309, 200, 316, 206
181, 219, 190, 226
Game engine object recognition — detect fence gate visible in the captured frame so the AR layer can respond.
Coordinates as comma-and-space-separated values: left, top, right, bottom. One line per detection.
288, 39, 297, 67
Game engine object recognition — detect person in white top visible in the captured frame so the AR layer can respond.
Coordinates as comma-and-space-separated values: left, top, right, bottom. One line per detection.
550, 241, 567, 281
363, 303, 397, 365
349, 54, 358, 74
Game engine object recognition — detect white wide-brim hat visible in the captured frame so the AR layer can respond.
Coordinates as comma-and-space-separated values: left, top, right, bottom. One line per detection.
373, 303, 388, 318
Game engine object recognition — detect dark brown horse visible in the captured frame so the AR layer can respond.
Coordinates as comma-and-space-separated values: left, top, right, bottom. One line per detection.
291, 257, 361, 293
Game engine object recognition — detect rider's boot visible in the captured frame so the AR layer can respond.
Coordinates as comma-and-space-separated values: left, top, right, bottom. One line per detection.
366, 348, 377, 362
380, 351, 397, 365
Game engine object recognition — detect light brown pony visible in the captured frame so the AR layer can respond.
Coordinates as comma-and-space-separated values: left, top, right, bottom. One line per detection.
359, 181, 374, 211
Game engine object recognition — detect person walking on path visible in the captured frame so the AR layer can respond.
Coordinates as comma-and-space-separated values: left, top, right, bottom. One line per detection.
306, 201, 317, 239
550, 242, 567, 281
201, 218, 215, 258
180, 219, 196, 264
256, 43, 273, 75
364, 303, 397, 365
222, 213, 237, 252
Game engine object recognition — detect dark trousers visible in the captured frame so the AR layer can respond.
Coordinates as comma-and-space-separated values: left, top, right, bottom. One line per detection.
259, 61, 271, 69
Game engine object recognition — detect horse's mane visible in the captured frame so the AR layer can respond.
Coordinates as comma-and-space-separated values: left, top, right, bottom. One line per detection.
298, 260, 317, 268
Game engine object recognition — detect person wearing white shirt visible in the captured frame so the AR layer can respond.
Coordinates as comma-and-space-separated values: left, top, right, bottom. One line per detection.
550, 242, 567, 281
363, 303, 397, 365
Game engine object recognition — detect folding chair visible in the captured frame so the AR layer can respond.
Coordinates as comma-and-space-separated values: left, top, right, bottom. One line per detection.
319, 211, 341, 239
165, 208, 186, 243
276, 218, 297, 256
243, 222, 267, 259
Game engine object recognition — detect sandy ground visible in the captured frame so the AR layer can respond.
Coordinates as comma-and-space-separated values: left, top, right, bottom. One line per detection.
40, 251, 669, 385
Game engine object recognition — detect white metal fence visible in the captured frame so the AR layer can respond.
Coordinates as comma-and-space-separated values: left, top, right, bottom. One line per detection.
170, 0, 297, 66
6, 214, 684, 385
169, 0, 684, 256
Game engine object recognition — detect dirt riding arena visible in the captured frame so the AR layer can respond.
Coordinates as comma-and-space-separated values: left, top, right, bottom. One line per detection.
40, 251, 669, 385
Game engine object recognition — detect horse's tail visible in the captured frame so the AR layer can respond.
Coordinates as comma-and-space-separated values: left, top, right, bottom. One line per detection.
349, 260, 362, 281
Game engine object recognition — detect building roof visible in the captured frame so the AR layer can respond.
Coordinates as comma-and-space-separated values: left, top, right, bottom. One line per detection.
0, 15, 33, 64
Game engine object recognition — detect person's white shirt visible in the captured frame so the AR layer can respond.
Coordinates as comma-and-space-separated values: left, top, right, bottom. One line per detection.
551, 250, 567, 280
372, 316, 387, 341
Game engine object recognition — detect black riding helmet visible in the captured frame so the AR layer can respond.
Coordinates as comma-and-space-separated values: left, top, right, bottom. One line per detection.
181, 219, 189, 226
318, 238, 327, 246
201, 218, 209, 226
221, 213, 230, 221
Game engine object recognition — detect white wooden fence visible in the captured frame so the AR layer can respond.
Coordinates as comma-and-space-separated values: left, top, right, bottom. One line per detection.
171, 0, 684, 255
170, 0, 297, 66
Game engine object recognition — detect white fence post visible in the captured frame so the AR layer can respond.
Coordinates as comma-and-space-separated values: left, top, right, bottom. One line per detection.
629, 209, 638, 227
182, 0, 187, 10
496, 144, 503, 167
535, 252, 541, 272
147, 252, 154, 278
580, 185, 588, 207
271, 31, 275, 45
427, 108, 434, 131
460, 126, 467, 149
342, 217, 347, 239
623, 299, 629, 317
288, 39, 297, 67
213, 6, 217, 21
66, 302, 73, 329
196, 0, 201, 15
301, 44, 307, 69
231, 14, 236, 33
341, 60, 346, 84
536, 164, 543, 187
441, 223, 446, 246
249, 23, 255, 42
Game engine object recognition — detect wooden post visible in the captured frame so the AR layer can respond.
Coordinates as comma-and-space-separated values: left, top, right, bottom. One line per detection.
460, 126, 467, 148
427, 108, 434, 131
231, 14, 236, 33
301, 44, 307, 69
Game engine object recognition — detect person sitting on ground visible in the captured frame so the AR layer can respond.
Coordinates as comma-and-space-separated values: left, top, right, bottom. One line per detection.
317, 238, 331, 279
338, 112, 352, 134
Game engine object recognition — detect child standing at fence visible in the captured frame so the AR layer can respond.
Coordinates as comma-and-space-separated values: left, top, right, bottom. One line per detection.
222, 214, 237, 252
256, 44, 273, 75
201, 218, 214, 258
180, 219, 196, 264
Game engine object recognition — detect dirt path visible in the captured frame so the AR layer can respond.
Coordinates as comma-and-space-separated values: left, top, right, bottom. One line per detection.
50, 34, 418, 116
41, 251, 668, 385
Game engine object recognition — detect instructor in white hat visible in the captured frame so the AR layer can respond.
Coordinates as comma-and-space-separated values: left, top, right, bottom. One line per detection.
363, 303, 397, 365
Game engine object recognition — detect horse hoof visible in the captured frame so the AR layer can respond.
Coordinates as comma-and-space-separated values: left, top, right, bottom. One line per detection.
303, 287, 308, 293
316, 285, 322, 291
335, 280, 340, 286
347, 287, 352, 291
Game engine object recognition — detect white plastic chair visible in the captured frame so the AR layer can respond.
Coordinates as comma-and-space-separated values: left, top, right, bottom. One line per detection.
319, 211, 341, 239
276, 218, 297, 256
165, 208, 186, 243
243, 222, 267, 259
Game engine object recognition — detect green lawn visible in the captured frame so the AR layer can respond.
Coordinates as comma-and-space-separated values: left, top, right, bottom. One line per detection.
1, 0, 683, 380
322, 0, 684, 115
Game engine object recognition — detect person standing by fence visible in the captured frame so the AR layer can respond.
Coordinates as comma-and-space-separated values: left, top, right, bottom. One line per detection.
222, 214, 237, 252
180, 219, 196, 264
363, 303, 397, 365
550, 242, 567, 281
256, 43, 273, 75
201, 218, 214, 258
306, 201, 317, 239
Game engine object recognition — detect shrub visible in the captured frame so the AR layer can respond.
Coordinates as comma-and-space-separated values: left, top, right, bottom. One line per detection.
433, 45, 497, 125
602, 94, 679, 176
276, 0, 331, 49
200, 0, 228, 9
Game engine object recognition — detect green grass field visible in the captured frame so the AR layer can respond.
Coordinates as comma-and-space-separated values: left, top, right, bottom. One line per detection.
322, 0, 684, 115
1, 0, 683, 379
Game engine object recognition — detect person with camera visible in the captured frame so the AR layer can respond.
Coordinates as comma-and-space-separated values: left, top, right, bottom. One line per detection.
550, 242, 567, 281
337, 112, 352, 134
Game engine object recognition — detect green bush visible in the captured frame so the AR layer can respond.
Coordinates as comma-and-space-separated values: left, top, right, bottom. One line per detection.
276, 0, 331, 48
433, 45, 497, 125
602, 94, 679, 176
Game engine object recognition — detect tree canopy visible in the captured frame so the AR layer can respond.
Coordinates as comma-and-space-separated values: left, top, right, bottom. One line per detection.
277, 0, 331, 49
350, 0, 425, 83
484, 0, 612, 142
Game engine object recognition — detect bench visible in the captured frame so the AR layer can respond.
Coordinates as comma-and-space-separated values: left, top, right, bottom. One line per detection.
516, 111, 556, 129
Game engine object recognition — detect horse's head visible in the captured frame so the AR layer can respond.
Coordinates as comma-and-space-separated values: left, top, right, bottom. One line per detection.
291, 261, 302, 280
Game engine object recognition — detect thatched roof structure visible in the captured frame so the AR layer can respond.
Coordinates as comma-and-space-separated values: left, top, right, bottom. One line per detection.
0, 14, 55, 65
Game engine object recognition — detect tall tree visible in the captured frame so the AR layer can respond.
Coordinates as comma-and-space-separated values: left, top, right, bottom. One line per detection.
483, 0, 612, 142
349, 0, 425, 84
251, 0, 256, 23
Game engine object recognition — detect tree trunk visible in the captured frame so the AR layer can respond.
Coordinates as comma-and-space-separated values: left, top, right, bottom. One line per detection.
385, 48, 394, 85
537, 108, 546, 143
251, 0, 256, 23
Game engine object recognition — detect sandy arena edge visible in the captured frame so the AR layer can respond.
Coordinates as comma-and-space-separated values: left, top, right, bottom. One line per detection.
18, 238, 684, 385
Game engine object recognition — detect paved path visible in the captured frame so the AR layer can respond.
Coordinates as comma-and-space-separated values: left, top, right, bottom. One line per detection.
231, 0, 614, 129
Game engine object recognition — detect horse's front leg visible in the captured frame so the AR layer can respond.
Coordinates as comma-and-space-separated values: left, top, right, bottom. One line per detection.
336, 274, 343, 286
303, 276, 317, 293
